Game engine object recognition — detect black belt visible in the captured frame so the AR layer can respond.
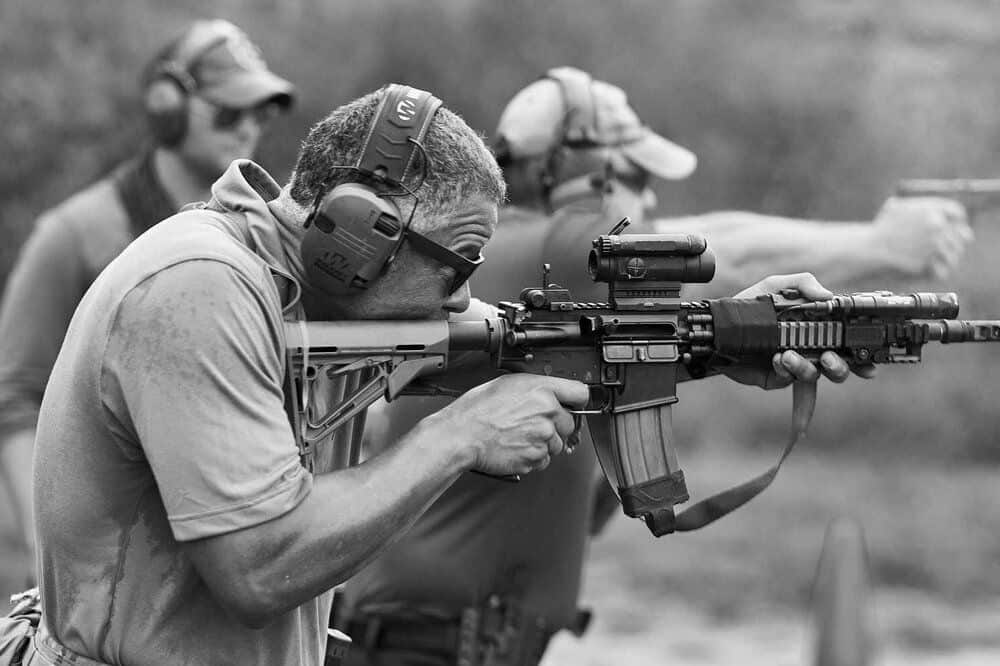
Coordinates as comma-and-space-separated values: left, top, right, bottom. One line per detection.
346, 615, 460, 657
344, 597, 578, 666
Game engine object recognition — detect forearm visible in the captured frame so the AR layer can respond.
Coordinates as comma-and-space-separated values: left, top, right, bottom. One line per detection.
185, 411, 472, 626
654, 212, 896, 297
273, 416, 470, 586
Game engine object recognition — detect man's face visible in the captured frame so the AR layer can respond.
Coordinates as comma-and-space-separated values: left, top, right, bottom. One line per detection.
176, 95, 276, 178
332, 196, 498, 321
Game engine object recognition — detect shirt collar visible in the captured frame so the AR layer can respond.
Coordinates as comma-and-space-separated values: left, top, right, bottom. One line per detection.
205, 159, 306, 315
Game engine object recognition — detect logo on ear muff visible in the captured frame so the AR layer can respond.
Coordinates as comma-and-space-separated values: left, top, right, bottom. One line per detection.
396, 99, 417, 122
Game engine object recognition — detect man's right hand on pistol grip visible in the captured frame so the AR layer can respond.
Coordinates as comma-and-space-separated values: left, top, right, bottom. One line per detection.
425, 374, 589, 476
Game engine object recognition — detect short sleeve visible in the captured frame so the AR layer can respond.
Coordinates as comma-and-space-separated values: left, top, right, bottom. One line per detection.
102, 259, 311, 541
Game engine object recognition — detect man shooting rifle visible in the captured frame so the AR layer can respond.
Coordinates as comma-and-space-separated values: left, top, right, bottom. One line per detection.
18, 85, 597, 665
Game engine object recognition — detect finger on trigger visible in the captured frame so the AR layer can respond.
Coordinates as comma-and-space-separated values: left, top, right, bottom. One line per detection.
546, 377, 590, 409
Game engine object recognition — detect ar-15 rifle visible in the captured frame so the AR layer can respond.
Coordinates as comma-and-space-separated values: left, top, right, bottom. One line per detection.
285, 220, 1000, 537
895, 178, 1000, 219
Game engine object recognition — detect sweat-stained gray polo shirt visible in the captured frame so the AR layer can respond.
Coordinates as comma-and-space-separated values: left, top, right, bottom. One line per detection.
32, 160, 332, 665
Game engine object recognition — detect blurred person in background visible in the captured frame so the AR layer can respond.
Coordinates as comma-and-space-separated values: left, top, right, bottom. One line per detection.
0, 18, 295, 584
500, 68, 971, 301
335, 67, 972, 666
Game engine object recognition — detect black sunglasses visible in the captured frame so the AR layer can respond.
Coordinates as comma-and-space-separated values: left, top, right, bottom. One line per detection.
405, 229, 484, 295
211, 102, 281, 131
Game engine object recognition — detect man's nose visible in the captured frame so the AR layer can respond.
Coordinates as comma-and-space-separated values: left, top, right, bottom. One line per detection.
234, 113, 264, 144
443, 282, 471, 314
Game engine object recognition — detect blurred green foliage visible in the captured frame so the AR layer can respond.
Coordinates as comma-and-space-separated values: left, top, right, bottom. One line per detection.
0, 0, 998, 457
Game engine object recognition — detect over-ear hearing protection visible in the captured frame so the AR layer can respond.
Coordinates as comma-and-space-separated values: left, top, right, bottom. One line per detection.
143, 20, 240, 147
301, 84, 443, 296
545, 67, 601, 147
540, 67, 610, 208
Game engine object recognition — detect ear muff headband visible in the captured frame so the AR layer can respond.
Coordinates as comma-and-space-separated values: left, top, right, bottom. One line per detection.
301, 84, 443, 295
356, 84, 443, 183
545, 67, 600, 147
540, 67, 609, 209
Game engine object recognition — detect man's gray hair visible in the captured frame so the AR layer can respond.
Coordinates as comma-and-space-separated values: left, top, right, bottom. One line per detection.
289, 88, 505, 232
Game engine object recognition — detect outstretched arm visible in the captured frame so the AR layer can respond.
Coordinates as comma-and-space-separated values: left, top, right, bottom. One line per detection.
656, 196, 972, 298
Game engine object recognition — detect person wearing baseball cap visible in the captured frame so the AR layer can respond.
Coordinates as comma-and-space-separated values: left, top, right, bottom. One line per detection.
335, 67, 972, 666
494, 66, 693, 215
493, 66, 970, 300
141, 18, 295, 182
0, 18, 295, 586
495, 66, 696, 181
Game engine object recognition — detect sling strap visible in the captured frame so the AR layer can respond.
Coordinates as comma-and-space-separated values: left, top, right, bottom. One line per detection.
673, 380, 817, 531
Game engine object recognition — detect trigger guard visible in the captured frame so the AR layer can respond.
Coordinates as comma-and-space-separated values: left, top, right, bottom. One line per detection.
586, 385, 610, 413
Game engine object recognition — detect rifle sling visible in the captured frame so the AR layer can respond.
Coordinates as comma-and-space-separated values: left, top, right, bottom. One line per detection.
673, 380, 817, 532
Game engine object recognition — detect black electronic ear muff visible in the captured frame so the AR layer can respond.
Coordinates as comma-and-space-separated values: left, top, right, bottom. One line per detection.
143, 21, 237, 147
545, 67, 600, 147
301, 84, 443, 296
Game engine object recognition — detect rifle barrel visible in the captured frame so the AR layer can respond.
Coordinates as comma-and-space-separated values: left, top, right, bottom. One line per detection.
921, 320, 1000, 343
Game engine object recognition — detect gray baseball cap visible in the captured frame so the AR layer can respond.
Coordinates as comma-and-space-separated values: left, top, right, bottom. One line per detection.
495, 67, 695, 180
167, 19, 296, 109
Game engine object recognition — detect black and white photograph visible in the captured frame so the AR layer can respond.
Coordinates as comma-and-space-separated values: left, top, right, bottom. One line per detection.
0, 1, 997, 664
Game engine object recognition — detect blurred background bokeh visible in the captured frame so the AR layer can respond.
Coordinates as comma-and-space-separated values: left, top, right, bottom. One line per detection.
1, 0, 998, 663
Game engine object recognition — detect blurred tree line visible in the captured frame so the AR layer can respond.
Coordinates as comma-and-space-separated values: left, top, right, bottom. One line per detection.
0, 0, 997, 457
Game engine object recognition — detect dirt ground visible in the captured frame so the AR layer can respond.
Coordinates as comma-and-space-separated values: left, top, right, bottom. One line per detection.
543, 592, 1000, 666
542, 448, 1000, 666
544, 561, 1000, 666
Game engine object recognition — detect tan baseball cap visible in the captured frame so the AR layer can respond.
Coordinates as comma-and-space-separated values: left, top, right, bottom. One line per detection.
494, 66, 695, 180
160, 19, 296, 109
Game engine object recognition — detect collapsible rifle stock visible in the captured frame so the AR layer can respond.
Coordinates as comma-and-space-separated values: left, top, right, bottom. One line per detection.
285, 221, 1000, 537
